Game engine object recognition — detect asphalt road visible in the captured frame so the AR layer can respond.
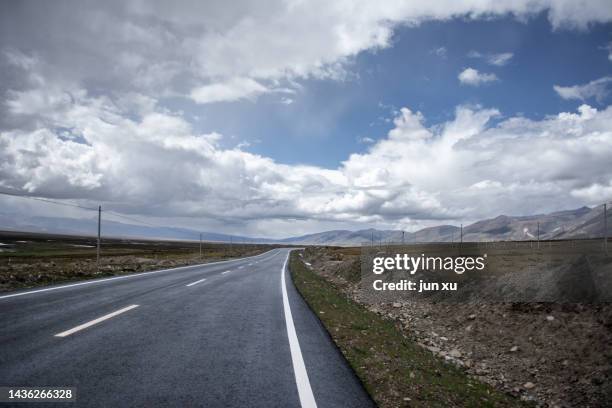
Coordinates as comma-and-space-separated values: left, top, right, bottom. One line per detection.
0, 248, 374, 407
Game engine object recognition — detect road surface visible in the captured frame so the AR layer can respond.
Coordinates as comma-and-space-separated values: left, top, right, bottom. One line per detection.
0, 248, 374, 407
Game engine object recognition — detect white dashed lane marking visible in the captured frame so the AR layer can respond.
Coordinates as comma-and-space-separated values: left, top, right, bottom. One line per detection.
54, 305, 139, 338
186, 278, 207, 287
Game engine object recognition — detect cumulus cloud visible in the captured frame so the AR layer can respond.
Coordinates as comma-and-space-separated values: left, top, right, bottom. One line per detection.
2, 84, 611, 235
458, 68, 498, 86
1, 1, 610, 107
1, 1, 612, 235
468, 51, 514, 66
553, 76, 612, 102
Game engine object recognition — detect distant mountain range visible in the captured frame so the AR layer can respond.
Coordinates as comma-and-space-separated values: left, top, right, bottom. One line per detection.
0, 205, 609, 246
280, 206, 608, 245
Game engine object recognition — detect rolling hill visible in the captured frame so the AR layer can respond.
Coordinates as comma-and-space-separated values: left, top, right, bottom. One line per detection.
0, 205, 608, 246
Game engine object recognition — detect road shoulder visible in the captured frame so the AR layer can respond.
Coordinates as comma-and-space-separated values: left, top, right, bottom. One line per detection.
289, 252, 531, 408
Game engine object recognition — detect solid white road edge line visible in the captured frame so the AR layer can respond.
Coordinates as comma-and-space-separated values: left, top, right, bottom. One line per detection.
54, 305, 139, 338
0, 249, 279, 300
186, 278, 207, 287
281, 251, 317, 408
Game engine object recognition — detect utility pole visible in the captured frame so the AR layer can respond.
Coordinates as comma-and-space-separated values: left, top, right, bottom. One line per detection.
97, 205, 101, 271
402, 231, 405, 245
604, 203, 608, 254
537, 222, 540, 249
199, 233, 203, 259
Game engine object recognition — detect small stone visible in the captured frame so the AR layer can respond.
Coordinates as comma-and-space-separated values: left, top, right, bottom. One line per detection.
392, 302, 402, 308
510, 346, 519, 352
546, 315, 555, 321
409, 371, 415, 379
468, 314, 477, 320
465, 325, 472, 332
449, 349, 462, 358
403, 397, 411, 401
427, 346, 441, 353
523, 382, 535, 390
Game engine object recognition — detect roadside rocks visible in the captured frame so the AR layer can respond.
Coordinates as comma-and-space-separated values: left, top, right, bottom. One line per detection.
523, 382, 536, 390
303, 247, 612, 408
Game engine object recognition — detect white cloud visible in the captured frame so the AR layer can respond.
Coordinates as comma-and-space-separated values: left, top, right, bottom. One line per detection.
488, 52, 514, 66
359, 137, 376, 144
604, 42, 612, 61
553, 76, 612, 102
2, 84, 611, 235
2, 1, 612, 236
468, 51, 514, 66
458, 67, 498, 86
431, 47, 447, 58
190, 77, 268, 104
1, 1, 610, 107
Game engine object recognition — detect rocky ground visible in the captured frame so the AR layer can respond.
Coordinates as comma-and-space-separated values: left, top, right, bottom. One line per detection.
0, 254, 206, 291
302, 247, 612, 408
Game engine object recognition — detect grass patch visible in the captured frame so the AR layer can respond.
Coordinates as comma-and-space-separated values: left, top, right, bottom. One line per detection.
290, 252, 530, 408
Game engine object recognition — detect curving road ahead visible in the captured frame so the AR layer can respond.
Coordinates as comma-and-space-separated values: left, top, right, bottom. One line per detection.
0, 248, 374, 407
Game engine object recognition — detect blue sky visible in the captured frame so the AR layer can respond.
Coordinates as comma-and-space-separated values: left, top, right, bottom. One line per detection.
187, 12, 612, 168
1, 1, 611, 237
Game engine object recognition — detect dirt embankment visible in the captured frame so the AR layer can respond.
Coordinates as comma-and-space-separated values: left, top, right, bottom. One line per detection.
302, 246, 612, 408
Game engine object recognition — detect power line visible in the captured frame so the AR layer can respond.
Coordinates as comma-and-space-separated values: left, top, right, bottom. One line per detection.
103, 210, 159, 228
0, 190, 161, 229
0, 190, 98, 211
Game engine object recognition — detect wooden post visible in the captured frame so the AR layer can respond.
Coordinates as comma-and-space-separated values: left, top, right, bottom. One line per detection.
605, 203, 608, 254
97, 205, 101, 271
